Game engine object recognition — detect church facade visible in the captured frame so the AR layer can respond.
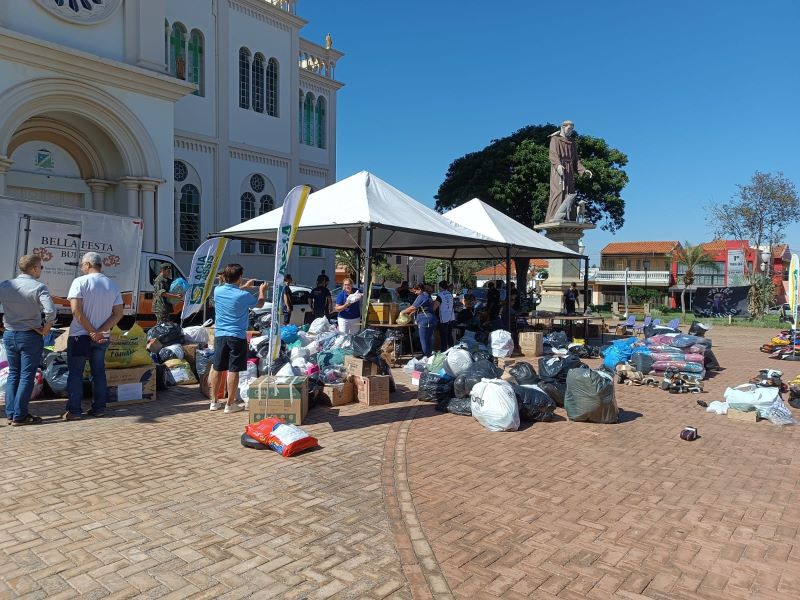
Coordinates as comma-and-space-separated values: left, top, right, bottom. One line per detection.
0, 0, 342, 282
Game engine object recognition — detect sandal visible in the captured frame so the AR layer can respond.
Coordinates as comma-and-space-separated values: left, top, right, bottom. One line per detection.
11, 414, 43, 426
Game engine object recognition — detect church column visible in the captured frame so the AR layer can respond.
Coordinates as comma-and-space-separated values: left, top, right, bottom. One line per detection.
0, 156, 14, 195
140, 180, 158, 253
120, 177, 140, 217
86, 179, 110, 211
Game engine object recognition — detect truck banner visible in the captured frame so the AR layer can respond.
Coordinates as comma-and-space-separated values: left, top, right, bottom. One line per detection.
266, 185, 311, 371
181, 237, 229, 321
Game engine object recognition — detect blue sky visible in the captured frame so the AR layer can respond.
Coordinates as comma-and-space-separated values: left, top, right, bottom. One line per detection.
301, 0, 800, 265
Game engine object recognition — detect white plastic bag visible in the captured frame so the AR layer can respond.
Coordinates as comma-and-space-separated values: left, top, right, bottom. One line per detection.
403, 358, 426, 374
276, 362, 296, 377
309, 317, 331, 335
237, 373, 257, 405
706, 400, 729, 415
724, 384, 780, 417
291, 357, 309, 371
470, 379, 520, 431
249, 335, 268, 351
444, 348, 473, 377
182, 325, 209, 345
305, 340, 322, 355
290, 346, 310, 360
490, 330, 514, 358
346, 292, 363, 305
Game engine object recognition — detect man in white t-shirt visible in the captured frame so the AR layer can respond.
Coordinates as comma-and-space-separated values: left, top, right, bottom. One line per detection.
63, 252, 123, 420
436, 279, 455, 351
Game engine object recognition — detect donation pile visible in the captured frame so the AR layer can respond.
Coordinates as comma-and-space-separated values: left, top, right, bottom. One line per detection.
759, 329, 800, 359
604, 329, 721, 394
415, 329, 617, 430
705, 369, 797, 426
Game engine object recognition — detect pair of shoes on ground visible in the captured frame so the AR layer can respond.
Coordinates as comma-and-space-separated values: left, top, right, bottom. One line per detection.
209, 401, 244, 413
10, 414, 43, 426
60, 408, 105, 421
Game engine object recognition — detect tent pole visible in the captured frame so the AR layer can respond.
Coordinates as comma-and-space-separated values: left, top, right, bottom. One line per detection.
505, 246, 512, 332
362, 225, 374, 325
583, 256, 590, 341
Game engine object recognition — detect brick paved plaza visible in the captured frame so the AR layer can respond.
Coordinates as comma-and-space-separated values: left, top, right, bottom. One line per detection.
2, 326, 800, 599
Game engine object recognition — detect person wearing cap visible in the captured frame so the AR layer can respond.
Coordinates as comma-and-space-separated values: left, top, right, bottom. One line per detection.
0, 254, 56, 426
400, 282, 438, 357
63, 252, 124, 420
152, 263, 182, 324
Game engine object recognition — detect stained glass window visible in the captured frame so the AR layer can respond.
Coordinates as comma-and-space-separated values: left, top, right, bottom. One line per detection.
303, 92, 314, 146
316, 96, 326, 149
55, 0, 104, 12
258, 195, 275, 254
174, 160, 188, 182
252, 53, 265, 113
239, 48, 251, 109
240, 192, 256, 253
188, 30, 204, 96
179, 184, 200, 251
170, 23, 187, 80
250, 174, 265, 193
266, 58, 279, 117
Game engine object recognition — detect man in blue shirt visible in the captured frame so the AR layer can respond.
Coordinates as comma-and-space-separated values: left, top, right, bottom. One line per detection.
208, 264, 267, 413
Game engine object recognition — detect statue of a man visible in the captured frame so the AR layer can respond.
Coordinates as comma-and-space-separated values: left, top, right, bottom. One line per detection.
325, 33, 333, 50
545, 120, 592, 222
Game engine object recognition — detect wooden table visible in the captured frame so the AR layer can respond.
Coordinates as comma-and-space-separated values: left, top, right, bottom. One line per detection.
526, 314, 606, 343
366, 322, 415, 356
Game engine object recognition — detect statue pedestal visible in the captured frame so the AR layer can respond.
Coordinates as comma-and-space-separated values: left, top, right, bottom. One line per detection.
533, 220, 595, 313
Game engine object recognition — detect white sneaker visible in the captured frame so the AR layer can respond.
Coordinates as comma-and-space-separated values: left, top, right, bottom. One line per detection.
223, 403, 244, 414
209, 401, 225, 411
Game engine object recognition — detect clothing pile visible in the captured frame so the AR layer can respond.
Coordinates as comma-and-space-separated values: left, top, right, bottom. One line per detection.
705, 370, 797, 425
760, 329, 800, 359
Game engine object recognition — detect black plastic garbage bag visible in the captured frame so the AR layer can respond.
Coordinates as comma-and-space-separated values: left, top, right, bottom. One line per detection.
688, 321, 710, 337
547, 330, 570, 349
704, 349, 721, 371
43, 351, 69, 396
630, 353, 654, 374
147, 322, 184, 346
512, 384, 556, 422
538, 380, 566, 407
351, 328, 386, 359
471, 350, 494, 363
418, 371, 454, 403
435, 397, 472, 416
452, 360, 502, 398
565, 366, 619, 423
538, 354, 582, 383
643, 325, 680, 338
508, 362, 538, 385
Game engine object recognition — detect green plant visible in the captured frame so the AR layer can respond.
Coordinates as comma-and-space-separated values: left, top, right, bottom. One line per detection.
673, 242, 719, 317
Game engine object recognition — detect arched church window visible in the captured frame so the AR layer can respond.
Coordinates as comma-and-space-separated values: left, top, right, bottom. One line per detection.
240, 175, 275, 254
316, 96, 326, 149
298, 90, 303, 143
188, 30, 204, 97
239, 48, 251, 109
179, 184, 201, 252
252, 53, 265, 113
266, 58, 279, 117
303, 92, 314, 146
240, 192, 257, 254
170, 23, 187, 80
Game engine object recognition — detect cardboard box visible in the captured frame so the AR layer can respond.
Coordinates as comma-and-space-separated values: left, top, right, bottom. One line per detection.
367, 302, 400, 324
53, 327, 70, 352
146, 338, 163, 353
199, 369, 227, 399
353, 375, 390, 406
519, 331, 544, 357
248, 375, 308, 424
106, 365, 156, 404
344, 355, 380, 377
728, 408, 759, 423
205, 326, 215, 349
320, 381, 355, 406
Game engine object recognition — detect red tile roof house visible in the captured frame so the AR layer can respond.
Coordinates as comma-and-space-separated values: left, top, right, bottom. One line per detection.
474, 260, 549, 288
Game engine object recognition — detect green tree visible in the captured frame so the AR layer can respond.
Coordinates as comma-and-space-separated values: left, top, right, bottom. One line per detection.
335, 249, 388, 283
424, 259, 492, 288
672, 243, 719, 317
707, 171, 800, 251
435, 124, 628, 292
373, 262, 403, 285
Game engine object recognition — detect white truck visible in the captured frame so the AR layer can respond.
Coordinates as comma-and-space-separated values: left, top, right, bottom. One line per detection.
0, 196, 186, 327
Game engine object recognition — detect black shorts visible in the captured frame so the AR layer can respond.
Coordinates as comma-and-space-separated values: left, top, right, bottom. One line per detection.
212, 336, 248, 373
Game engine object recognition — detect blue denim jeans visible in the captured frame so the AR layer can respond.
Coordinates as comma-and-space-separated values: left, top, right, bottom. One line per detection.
416, 315, 437, 357
66, 335, 109, 415
3, 330, 44, 422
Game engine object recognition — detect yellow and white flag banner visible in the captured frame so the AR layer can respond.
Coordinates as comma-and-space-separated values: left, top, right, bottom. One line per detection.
789, 253, 799, 330
266, 185, 311, 370
180, 237, 228, 321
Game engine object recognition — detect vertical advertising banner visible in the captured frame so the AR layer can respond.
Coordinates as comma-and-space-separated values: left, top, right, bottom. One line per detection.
726, 249, 746, 286
789, 254, 798, 329
180, 237, 229, 321
266, 185, 311, 371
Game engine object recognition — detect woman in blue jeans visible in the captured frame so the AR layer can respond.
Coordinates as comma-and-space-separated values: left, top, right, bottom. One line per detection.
0, 254, 56, 426
400, 283, 438, 357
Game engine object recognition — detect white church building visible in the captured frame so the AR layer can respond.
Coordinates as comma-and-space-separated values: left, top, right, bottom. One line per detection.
0, 0, 342, 282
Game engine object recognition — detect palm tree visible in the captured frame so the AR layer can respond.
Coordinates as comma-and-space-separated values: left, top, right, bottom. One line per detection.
672, 242, 719, 317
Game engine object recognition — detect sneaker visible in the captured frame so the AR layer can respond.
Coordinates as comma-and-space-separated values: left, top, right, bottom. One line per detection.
86, 409, 105, 418
61, 412, 82, 421
209, 401, 226, 411
223, 403, 244, 414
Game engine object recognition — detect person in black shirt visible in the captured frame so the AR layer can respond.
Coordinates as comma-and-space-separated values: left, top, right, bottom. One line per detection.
486, 282, 501, 319
563, 282, 580, 315
307, 275, 332, 323
455, 294, 480, 334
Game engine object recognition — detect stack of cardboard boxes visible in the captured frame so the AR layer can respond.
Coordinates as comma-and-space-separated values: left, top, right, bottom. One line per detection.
518, 331, 544, 358
343, 355, 391, 406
